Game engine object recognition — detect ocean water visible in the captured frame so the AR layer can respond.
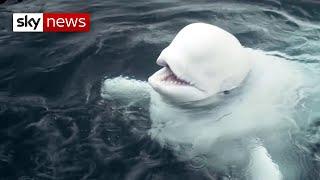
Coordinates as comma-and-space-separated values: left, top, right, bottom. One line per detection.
0, 0, 320, 179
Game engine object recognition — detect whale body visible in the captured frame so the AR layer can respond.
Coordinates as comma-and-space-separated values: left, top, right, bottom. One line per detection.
102, 23, 308, 179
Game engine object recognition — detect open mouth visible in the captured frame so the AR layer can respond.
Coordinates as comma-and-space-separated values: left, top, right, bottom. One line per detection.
148, 58, 207, 101
157, 66, 191, 86
149, 57, 193, 87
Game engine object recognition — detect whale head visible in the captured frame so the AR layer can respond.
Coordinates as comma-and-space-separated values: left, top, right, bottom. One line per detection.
148, 23, 251, 105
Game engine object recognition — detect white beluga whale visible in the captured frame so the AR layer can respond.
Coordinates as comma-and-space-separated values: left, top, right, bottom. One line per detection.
102, 23, 307, 179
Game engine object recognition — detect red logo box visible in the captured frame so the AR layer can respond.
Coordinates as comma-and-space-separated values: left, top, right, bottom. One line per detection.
43, 13, 90, 32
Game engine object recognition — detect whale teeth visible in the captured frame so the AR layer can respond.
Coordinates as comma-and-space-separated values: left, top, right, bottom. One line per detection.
158, 66, 192, 87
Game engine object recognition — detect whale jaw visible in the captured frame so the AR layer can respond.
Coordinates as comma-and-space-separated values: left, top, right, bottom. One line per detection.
148, 63, 207, 103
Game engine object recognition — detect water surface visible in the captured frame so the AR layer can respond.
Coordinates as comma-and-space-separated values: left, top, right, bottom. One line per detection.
0, 0, 320, 179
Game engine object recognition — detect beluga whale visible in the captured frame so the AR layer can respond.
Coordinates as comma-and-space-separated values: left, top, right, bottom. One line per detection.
102, 23, 306, 179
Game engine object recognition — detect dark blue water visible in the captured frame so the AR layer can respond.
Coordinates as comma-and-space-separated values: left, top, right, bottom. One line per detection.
0, 0, 320, 179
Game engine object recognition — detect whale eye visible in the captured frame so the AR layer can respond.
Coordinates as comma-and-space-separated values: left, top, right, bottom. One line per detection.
223, 90, 230, 95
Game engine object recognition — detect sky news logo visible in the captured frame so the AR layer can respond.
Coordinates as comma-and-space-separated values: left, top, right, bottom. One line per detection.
13, 13, 90, 32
